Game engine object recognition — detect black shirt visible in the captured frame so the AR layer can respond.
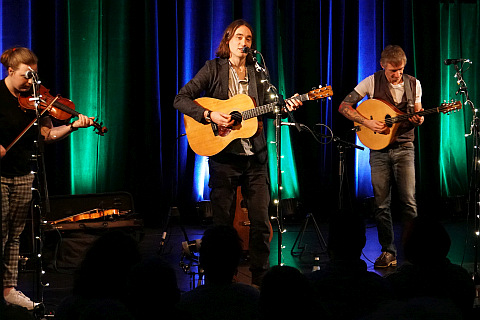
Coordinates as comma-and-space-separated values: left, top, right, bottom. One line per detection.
0, 79, 38, 177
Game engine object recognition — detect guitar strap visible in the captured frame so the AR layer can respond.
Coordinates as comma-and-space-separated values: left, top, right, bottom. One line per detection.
403, 74, 415, 114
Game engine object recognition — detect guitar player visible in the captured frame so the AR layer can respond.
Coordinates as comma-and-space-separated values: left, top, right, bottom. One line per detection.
338, 45, 424, 268
174, 19, 301, 287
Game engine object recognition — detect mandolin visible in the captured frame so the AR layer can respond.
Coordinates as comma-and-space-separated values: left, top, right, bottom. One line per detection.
354, 99, 462, 150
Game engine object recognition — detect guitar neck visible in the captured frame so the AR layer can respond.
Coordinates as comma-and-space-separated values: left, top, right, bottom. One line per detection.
241, 93, 309, 120
392, 107, 445, 123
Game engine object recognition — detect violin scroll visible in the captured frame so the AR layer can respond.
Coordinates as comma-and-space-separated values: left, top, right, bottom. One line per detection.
93, 118, 108, 136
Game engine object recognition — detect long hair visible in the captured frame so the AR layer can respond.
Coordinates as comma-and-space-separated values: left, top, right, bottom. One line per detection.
1, 47, 38, 70
215, 19, 255, 64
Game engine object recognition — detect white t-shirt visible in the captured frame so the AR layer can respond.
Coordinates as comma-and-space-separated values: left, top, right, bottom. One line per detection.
354, 74, 422, 105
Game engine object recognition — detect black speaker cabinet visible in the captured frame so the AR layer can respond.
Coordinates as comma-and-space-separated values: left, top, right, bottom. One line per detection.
41, 192, 143, 269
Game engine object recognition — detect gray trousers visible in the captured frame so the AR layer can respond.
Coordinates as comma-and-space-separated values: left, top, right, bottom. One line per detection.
2, 173, 35, 287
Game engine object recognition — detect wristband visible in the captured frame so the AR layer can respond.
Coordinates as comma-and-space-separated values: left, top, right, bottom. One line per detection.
205, 110, 212, 123
70, 122, 78, 132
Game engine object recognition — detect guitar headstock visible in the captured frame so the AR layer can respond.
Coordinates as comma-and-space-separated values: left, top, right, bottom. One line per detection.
307, 85, 333, 101
439, 100, 462, 114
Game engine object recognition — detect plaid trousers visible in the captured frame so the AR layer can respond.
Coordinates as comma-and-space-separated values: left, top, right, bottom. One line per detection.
1, 173, 35, 288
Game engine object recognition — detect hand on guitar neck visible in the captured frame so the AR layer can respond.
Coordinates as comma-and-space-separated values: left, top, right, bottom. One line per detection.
203, 93, 303, 126
408, 107, 424, 126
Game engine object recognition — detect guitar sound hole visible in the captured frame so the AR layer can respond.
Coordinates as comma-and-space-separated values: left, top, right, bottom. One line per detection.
385, 114, 393, 127
230, 110, 242, 125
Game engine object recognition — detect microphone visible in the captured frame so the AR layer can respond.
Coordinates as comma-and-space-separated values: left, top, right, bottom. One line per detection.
444, 58, 471, 65
281, 121, 304, 131
242, 46, 259, 54
25, 68, 37, 79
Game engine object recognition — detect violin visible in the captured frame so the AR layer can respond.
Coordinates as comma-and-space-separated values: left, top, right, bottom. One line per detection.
50, 208, 125, 224
18, 84, 108, 136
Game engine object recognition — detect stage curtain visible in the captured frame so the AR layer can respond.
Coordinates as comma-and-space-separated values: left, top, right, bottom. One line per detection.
437, 1, 478, 197
174, 0, 302, 206
413, 1, 479, 202
1, 0, 478, 222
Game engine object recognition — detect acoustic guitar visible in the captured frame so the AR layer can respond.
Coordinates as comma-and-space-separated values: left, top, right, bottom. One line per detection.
183, 86, 333, 156
233, 186, 273, 251
354, 99, 462, 150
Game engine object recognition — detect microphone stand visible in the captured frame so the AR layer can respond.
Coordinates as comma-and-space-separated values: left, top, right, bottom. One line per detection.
449, 60, 479, 285
289, 122, 363, 257
251, 49, 286, 266
29, 72, 49, 317
333, 135, 364, 212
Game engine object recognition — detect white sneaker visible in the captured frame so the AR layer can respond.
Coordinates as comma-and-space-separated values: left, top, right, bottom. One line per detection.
4, 288, 39, 310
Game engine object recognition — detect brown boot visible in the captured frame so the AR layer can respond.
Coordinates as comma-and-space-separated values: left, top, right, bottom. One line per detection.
374, 252, 397, 268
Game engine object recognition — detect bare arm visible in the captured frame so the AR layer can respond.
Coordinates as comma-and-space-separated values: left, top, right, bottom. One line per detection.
338, 90, 389, 134
339, 100, 367, 124
41, 114, 95, 143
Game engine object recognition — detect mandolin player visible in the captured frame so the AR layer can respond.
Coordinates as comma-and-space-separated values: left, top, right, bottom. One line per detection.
338, 45, 423, 269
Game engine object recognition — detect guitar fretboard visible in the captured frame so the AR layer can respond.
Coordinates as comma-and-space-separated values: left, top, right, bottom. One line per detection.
241, 93, 309, 120
386, 104, 459, 125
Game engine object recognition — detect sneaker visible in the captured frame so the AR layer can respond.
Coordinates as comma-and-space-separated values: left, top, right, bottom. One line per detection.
4, 288, 39, 310
374, 252, 397, 268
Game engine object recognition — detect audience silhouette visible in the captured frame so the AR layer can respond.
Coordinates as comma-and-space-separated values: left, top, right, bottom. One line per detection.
259, 265, 317, 320
55, 230, 141, 320
126, 255, 181, 319
309, 214, 393, 319
176, 225, 260, 320
39, 214, 478, 319
385, 216, 475, 319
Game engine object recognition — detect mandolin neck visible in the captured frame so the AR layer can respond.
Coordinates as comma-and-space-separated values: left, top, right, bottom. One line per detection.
391, 106, 450, 123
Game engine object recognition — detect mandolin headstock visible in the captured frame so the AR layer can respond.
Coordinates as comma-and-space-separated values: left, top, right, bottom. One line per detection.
439, 100, 462, 114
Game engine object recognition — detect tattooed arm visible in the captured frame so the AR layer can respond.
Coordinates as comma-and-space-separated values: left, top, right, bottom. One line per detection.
338, 90, 388, 134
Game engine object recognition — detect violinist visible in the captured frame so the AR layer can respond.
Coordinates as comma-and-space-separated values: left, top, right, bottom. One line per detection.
0, 47, 94, 310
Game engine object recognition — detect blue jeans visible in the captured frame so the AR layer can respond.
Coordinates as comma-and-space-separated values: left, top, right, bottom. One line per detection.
369, 142, 417, 255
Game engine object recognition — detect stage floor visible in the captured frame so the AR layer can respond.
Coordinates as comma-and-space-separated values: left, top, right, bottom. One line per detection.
16, 215, 479, 317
